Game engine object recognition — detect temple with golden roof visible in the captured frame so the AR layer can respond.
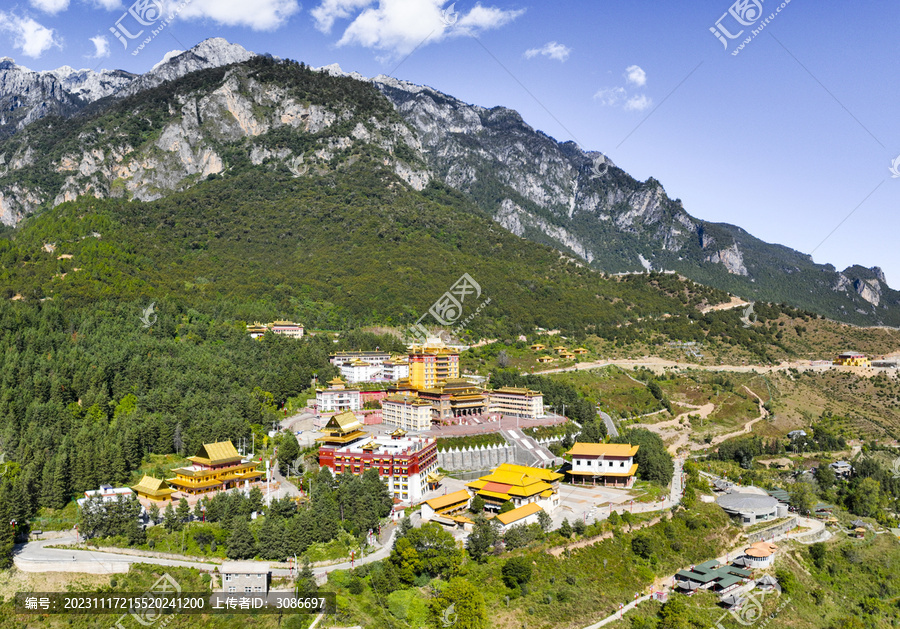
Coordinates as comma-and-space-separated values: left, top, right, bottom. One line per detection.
131, 475, 176, 502
467, 463, 562, 512
315, 410, 368, 446
166, 441, 263, 496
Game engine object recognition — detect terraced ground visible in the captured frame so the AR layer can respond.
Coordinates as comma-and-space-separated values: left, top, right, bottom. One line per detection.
550, 364, 900, 450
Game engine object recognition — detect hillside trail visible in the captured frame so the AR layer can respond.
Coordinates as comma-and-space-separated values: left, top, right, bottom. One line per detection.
687, 385, 769, 452
631, 402, 715, 455
630, 385, 768, 455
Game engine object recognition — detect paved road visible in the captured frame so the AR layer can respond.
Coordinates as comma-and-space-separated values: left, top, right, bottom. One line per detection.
14, 528, 399, 579
13, 535, 247, 575
600, 410, 618, 438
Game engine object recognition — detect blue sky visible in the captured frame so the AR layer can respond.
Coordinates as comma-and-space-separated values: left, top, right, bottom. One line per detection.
4, 1, 900, 286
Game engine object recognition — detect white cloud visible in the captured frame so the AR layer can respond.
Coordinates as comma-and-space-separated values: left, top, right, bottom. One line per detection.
315, 0, 524, 58
455, 4, 523, 32
593, 86, 626, 107
29, 0, 69, 14
178, 0, 301, 31
625, 94, 652, 111
524, 41, 570, 62
595, 65, 651, 112
89, 35, 110, 58
312, 0, 373, 32
0, 12, 61, 58
624, 64, 646, 87
89, 0, 123, 9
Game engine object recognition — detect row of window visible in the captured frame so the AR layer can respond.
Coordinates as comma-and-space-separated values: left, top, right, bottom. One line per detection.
224, 573, 265, 581
576, 459, 629, 467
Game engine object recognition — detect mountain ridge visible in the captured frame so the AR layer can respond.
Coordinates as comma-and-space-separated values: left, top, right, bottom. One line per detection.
0, 38, 896, 326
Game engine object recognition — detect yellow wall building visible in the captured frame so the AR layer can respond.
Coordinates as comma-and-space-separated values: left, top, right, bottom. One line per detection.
167, 441, 262, 496
408, 341, 460, 389
834, 352, 870, 367
467, 463, 562, 511
131, 476, 175, 502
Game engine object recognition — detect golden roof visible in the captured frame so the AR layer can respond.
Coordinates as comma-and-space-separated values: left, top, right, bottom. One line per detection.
131, 476, 174, 496
172, 461, 258, 477
492, 386, 541, 397
496, 502, 543, 525
188, 441, 243, 466
424, 489, 471, 511
167, 477, 222, 489
567, 443, 639, 457
476, 489, 512, 501
316, 430, 367, 444
384, 394, 430, 406
494, 463, 563, 482
323, 410, 362, 434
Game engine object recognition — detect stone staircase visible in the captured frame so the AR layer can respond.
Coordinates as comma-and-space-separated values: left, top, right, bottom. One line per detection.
501, 428, 562, 468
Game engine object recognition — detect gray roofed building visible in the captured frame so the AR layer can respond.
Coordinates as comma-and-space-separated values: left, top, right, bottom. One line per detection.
218, 562, 270, 594
721, 594, 745, 608
717, 491, 781, 525
829, 461, 853, 477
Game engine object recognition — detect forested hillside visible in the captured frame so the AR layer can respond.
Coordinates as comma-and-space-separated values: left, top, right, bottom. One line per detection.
0, 165, 733, 336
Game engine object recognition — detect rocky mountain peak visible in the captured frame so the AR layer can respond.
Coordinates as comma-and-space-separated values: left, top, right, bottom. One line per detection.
121, 38, 255, 97
0, 40, 897, 325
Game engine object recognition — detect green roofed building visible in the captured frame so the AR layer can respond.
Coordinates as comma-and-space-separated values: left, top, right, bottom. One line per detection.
675, 560, 753, 594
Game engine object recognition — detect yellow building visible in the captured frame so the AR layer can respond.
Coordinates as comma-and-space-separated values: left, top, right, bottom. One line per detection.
495, 502, 545, 531
316, 410, 368, 446
166, 441, 262, 496
834, 352, 870, 367
537, 356, 555, 363
409, 339, 460, 389
467, 463, 562, 512
421, 489, 472, 522
131, 476, 175, 502
529, 343, 546, 351
573, 348, 589, 355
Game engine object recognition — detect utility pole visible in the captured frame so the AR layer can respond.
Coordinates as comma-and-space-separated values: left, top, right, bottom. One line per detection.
265, 460, 271, 508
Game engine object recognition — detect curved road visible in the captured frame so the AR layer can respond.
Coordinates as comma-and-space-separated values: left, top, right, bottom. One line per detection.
14, 529, 398, 579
